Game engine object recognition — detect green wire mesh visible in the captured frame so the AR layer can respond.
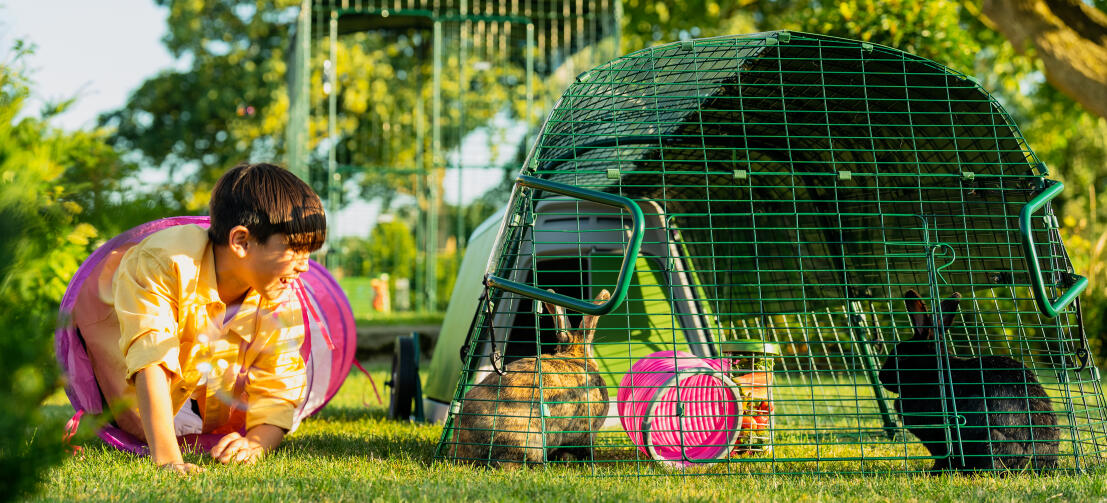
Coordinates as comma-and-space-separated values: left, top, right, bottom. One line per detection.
433, 31, 1107, 475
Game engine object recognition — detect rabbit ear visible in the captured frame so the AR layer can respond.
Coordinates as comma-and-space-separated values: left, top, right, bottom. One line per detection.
903, 289, 931, 336
543, 289, 571, 335
938, 292, 962, 332
549, 303, 570, 334
579, 289, 611, 341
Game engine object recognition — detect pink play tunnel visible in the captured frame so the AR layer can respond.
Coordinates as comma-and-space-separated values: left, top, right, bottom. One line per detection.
617, 351, 743, 467
55, 216, 357, 455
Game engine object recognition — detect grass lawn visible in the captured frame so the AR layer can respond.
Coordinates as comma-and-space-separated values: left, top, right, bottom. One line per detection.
29, 361, 1107, 502
337, 276, 444, 327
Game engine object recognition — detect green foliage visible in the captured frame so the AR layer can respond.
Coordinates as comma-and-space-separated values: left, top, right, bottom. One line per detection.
332, 235, 372, 278
765, 0, 982, 72
0, 42, 128, 501
438, 197, 506, 244
322, 29, 535, 204
332, 195, 501, 312
435, 247, 459, 312
0, 265, 64, 503
100, 0, 300, 211
104, 1, 538, 214
620, 0, 757, 53
0, 38, 161, 500
364, 218, 417, 281
334, 218, 420, 311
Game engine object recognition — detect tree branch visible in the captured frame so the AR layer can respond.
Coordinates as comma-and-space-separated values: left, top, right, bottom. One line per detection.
983, 0, 1107, 119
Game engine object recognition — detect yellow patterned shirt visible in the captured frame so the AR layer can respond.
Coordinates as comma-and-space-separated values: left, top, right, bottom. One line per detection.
111, 224, 307, 432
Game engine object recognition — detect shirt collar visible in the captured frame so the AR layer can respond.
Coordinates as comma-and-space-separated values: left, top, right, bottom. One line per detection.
196, 241, 222, 306
225, 290, 262, 343
198, 240, 288, 343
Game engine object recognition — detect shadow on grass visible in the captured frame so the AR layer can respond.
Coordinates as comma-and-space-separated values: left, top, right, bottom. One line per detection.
287, 429, 438, 464
311, 404, 389, 422
290, 404, 440, 464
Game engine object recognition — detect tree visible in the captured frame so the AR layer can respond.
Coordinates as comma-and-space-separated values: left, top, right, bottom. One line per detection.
619, 0, 757, 53
981, 0, 1107, 120
100, 0, 300, 211
333, 235, 372, 277
364, 217, 416, 278
103, 1, 540, 215
319, 27, 535, 205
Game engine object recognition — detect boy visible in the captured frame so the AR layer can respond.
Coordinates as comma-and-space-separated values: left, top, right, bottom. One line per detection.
75, 162, 325, 474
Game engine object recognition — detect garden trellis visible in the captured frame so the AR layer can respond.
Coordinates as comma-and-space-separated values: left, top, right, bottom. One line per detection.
432, 31, 1107, 475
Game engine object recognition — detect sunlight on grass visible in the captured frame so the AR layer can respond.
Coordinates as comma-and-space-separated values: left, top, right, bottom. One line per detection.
29, 361, 1107, 502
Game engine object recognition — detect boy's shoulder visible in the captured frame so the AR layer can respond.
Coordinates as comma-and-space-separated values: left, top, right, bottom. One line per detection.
135, 224, 210, 257
110, 224, 212, 301
127, 224, 211, 272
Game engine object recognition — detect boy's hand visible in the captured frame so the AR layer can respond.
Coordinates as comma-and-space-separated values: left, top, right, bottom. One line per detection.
211, 432, 265, 465
159, 462, 205, 475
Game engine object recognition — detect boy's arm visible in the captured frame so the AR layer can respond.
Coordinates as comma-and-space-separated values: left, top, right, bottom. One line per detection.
114, 250, 185, 384
114, 249, 196, 472
136, 365, 201, 474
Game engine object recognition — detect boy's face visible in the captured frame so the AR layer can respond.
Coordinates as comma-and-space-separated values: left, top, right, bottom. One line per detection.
243, 233, 311, 302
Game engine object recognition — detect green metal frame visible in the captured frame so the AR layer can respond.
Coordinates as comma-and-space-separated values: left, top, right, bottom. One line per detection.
432, 31, 1107, 476
484, 175, 645, 316
1019, 180, 1089, 318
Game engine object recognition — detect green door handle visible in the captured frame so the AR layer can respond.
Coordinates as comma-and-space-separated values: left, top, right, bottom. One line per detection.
485, 175, 645, 315
1019, 180, 1088, 318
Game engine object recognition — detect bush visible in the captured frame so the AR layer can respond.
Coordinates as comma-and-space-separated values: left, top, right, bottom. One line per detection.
0, 42, 126, 501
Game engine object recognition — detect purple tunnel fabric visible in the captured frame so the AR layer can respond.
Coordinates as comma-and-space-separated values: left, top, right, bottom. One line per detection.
55, 216, 357, 454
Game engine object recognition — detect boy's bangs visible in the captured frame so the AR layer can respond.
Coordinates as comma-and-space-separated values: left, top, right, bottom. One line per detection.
210, 162, 328, 250
279, 209, 327, 253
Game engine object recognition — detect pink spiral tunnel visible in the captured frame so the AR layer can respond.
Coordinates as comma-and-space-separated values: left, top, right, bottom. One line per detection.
617, 351, 743, 467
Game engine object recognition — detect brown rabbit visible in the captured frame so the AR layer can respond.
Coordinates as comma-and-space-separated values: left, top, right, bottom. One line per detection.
450, 289, 611, 468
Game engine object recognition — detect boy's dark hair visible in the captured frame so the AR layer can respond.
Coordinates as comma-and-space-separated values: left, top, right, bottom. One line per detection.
208, 162, 326, 252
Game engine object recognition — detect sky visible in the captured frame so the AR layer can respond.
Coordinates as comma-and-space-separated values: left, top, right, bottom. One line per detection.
0, 0, 512, 238
0, 0, 179, 131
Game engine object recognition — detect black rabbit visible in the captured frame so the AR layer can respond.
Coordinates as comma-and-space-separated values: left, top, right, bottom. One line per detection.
878, 290, 1059, 472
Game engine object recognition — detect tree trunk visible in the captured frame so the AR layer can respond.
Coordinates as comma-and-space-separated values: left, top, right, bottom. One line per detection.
982, 0, 1107, 119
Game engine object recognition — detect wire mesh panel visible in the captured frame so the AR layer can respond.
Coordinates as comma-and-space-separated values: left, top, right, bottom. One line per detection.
433, 31, 1107, 475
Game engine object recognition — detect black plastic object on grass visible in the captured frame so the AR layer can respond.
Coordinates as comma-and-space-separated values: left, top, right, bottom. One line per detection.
387, 334, 425, 422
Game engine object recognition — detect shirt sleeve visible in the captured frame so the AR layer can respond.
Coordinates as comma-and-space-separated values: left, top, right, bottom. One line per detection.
113, 249, 183, 383
244, 306, 307, 431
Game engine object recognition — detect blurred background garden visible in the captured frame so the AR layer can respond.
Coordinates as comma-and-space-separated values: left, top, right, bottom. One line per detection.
2, 0, 1106, 500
